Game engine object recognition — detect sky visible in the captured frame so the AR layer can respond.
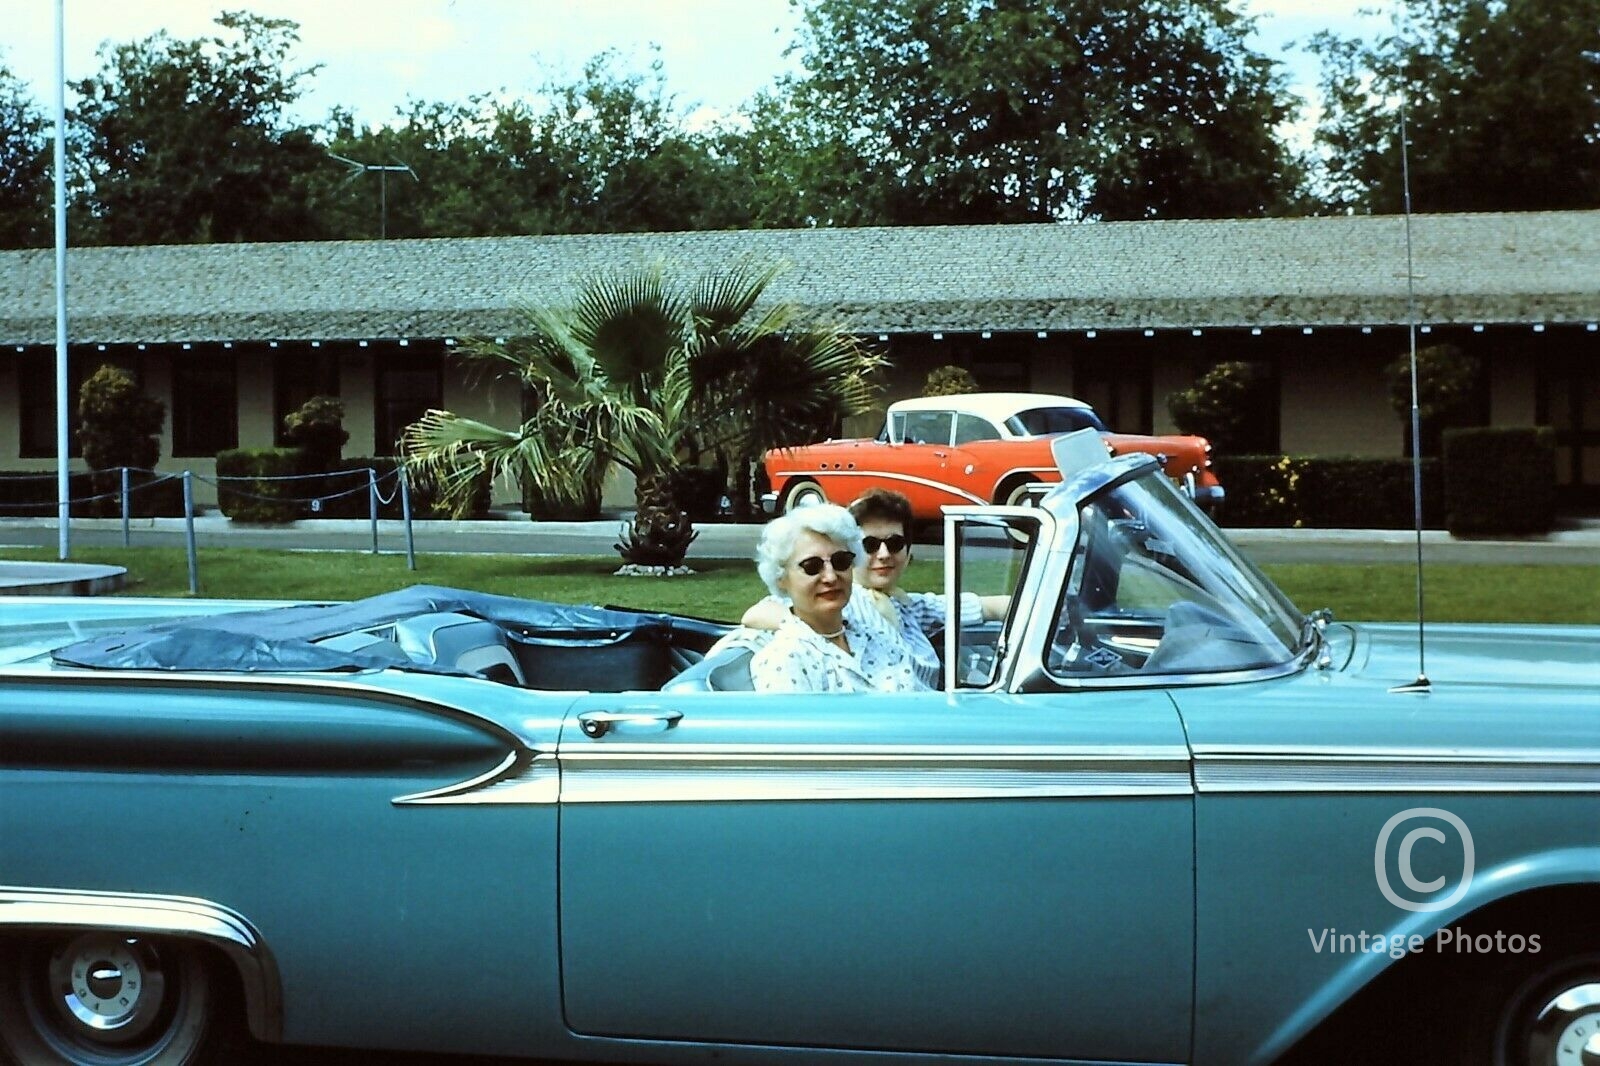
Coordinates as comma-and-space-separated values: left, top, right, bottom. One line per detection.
3, 0, 1391, 133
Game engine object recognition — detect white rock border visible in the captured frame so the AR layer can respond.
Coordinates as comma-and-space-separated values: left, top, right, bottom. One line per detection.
614, 563, 696, 577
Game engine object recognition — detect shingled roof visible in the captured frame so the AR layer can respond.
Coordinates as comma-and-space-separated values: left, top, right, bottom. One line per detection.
2, 210, 1597, 345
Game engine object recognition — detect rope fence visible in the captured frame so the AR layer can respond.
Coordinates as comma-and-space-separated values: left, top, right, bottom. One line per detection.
0, 465, 420, 592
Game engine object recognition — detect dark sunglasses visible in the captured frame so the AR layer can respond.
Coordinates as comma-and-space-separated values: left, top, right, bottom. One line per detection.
795, 550, 856, 576
862, 534, 909, 555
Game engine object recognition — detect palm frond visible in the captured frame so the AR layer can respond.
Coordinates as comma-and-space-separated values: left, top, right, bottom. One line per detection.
569, 262, 689, 396
690, 256, 786, 340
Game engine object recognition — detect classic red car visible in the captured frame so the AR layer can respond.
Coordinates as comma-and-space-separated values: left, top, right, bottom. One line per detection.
763, 392, 1223, 518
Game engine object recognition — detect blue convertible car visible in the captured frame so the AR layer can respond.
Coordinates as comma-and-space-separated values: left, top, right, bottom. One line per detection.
0, 453, 1596, 1066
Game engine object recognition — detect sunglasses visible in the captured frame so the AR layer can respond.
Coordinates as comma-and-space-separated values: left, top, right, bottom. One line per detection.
862, 534, 909, 555
795, 550, 856, 576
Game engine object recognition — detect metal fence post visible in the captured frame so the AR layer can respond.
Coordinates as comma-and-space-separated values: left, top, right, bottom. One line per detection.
399, 466, 416, 571
120, 466, 131, 546
368, 467, 379, 555
182, 471, 198, 596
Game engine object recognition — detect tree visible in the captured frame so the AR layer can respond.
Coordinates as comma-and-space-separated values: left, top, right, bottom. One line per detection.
71, 11, 326, 244
311, 53, 751, 240
403, 260, 886, 567
1167, 361, 1278, 454
0, 65, 52, 248
775, 0, 1304, 225
1309, 0, 1600, 213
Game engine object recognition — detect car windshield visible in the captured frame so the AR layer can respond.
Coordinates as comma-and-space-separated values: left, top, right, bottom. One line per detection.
1006, 406, 1108, 436
1047, 469, 1304, 680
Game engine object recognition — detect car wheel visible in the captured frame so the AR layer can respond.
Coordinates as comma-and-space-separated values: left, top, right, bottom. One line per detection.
782, 479, 827, 513
999, 480, 1049, 508
0, 932, 216, 1065
1475, 951, 1600, 1066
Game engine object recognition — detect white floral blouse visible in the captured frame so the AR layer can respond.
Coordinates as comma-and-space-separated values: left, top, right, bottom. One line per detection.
884, 590, 984, 689
748, 590, 981, 691
749, 606, 924, 693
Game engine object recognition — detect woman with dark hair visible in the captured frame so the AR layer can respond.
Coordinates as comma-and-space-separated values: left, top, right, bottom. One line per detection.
743, 488, 1007, 689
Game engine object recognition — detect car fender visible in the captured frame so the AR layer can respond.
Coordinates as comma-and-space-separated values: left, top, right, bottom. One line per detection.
1245, 846, 1600, 1066
0, 885, 282, 1042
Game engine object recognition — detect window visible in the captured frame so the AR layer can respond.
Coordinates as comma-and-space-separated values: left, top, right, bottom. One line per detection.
1007, 406, 1107, 436
375, 354, 442, 456
950, 514, 1039, 689
172, 356, 238, 457
17, 353, 84, 458
273, 351, 340, 447
953, 414, 1002, 444
899, 410, 953, 445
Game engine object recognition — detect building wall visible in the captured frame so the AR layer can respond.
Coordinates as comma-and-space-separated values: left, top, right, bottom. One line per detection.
1279, 334, 1402, 457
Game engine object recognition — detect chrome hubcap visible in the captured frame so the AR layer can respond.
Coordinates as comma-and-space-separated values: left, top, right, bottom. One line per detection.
47, 933, 166, 1044
1526, 980, 1600, 1065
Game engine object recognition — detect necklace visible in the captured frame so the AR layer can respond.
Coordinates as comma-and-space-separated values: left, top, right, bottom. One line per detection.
816, 625, 845, 639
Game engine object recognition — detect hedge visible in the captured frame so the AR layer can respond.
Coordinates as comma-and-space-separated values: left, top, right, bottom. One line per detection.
1212, 455, 1442, 529
314, 458, 491, 520
1442, 427, 1557, 535
0, 469, 186, 517
215, 448, 308, 523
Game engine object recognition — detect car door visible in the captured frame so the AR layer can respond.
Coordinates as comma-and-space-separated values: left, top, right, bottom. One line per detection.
555, 514, 1195, 1063
890, 408, 979, 512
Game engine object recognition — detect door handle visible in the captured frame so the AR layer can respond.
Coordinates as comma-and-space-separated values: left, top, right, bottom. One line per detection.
933, 450, 948, 458
577, 709, 684, 738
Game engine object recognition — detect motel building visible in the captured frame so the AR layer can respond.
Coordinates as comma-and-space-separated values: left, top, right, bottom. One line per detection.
1, 209, 1597, 512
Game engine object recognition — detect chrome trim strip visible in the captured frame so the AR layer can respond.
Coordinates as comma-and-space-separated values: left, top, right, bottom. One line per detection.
573, 743, 1192, 759
392, 750, 558, 805
560, 752, 1192, 803
1195, 745, 1600, 762
0, 667, 547, 753
0, 886, 283, 1043
1195, 754, 1600, 793
785, 469, 988, 505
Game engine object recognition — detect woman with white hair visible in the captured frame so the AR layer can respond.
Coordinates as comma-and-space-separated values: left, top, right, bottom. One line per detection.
748, 502, 922, 693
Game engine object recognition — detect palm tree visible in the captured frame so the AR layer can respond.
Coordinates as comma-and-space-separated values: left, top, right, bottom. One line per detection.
403, 259, 886, 566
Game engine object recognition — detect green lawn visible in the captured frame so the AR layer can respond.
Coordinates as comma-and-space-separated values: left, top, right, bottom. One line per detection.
5, 546, 1597, 625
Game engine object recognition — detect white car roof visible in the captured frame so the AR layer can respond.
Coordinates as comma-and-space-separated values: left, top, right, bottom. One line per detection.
887, 392, 1093, 423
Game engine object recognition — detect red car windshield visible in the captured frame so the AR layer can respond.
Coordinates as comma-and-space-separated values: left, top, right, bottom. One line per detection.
1006, 406, 1108, 436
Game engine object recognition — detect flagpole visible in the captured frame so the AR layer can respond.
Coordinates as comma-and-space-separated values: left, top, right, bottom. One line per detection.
53, 0, 70, 560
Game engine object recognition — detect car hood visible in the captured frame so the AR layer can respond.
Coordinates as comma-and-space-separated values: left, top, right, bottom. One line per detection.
1354, 622, 1600, 691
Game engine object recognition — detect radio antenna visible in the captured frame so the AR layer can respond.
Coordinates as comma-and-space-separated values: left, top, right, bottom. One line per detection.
1391, 3, 1430, 695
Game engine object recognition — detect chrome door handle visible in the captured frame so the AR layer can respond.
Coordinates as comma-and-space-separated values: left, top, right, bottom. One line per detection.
577, 709, 684, 738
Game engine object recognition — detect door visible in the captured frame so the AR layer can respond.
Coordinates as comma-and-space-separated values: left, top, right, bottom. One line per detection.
556, 687, 1195, 1062
1540, 353, 1600, 509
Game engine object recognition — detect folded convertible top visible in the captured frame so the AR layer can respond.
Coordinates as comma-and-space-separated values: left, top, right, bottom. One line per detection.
52, 584, 669, 674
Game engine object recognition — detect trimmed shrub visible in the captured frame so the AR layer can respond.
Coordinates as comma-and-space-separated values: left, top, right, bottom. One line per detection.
1442, 427, 1556, 535
522, 477, 601, 521
1385, 344, 1485, 456
671, 465, 726, 522
0, 470, 187, 517
215, 448, 307, 523
1213, 455, 1441, 529
922, 365, 978, 397
315, 458, 492, 520
1167, 361, 1278, 454
77, 365, 168, 517
281, 396, 349, 472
